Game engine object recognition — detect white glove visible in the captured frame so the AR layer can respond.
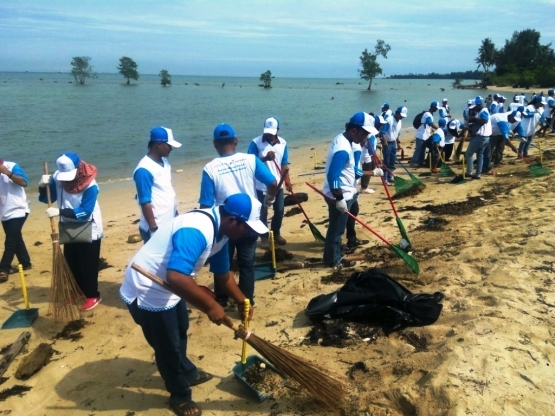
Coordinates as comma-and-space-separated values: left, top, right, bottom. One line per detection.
335, 198, 348, 214
39, 174, 51, 187
399, 238, 410, 250
45, 207, 60, 218
373, 168, 384, 177
263, 193, 275, 207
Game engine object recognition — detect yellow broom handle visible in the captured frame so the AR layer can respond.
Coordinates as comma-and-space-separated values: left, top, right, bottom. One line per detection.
462, 155, 466, 179
241, 299, 250, 364
269, 231, 276, 270
18, 264, 30, 310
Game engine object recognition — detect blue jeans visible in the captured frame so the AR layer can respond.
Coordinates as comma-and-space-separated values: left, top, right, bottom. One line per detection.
465, 135, 490, 177
481, 140, 493, 173
256, 188, 284, 237
214, 235, 258, 305
323, 198, 354, 266
411, 138, 426, 166
518, 135, 533, 156
127, 299, 198, 405
383, 142, 397, 182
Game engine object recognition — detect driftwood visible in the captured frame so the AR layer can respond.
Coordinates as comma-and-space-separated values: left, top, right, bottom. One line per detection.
0, 331, 31, 377
15, 343, 54, 379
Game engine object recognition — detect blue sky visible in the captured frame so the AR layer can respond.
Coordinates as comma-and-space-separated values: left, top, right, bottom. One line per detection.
1, 0, 555, 78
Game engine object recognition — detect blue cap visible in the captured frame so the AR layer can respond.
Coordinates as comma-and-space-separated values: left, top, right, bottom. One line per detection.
150, 126, 182, 147
474, 96, 483, 105
549, 89, 554, 95
349, 112, 378, 134
438, 118, 447, 127
54, 152, 81, 181
222, 193, 268, 235
430, 101, 438, 108
213, 123, 236, 140
381, 102, 389, 110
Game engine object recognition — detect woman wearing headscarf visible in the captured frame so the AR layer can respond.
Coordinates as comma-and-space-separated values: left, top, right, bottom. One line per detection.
0, 159, 32, 282
38, 152, 103, 311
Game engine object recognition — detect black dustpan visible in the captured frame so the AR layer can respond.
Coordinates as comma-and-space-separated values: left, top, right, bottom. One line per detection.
2, 265, 39, 329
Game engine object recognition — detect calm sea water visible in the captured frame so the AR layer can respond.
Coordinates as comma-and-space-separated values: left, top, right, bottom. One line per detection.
0, 72, 482, 182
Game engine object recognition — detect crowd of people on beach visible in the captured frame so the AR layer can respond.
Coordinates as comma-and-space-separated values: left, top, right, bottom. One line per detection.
0, 85, 553, 416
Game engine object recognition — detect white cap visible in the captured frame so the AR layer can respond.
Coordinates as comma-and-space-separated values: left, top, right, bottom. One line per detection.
263, 117, 279, 135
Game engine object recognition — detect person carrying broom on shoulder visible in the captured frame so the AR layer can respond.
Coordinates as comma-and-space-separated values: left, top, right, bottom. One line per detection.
120, 193, 267, 416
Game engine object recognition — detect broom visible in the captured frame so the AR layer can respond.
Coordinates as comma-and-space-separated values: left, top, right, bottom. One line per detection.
130, 263, 347, 409
43, 162, 84, 322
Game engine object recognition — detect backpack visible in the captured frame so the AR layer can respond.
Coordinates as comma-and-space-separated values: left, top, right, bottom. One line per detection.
412, 111, 425, 129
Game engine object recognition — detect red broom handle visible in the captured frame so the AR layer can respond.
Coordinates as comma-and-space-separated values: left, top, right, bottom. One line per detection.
369, 150, 400, 218
305, 182, 392, 247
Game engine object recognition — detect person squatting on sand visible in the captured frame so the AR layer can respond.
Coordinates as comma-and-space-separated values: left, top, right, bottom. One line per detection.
487, 110, 522, 169
39, 152, 104, 311
247, 116, 292, 246
0, 159, 32, 282
199, 123, 277, 309
323, 112, 384, 269
120, 193, 267, 416
133, 126, 182, 243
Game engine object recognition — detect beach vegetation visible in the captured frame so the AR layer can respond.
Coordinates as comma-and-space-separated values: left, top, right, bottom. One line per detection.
70, 56, 97, 85
388, 70, 481, 80
117, 56, 140, 85
260, 70, 272, 88
159, 69, 171, 87
358, 39, 391, 90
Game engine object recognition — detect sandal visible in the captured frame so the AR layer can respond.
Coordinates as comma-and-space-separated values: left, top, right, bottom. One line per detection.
170, 400, 202, 416
189, 370, 213, 387
0, 271, 8, 283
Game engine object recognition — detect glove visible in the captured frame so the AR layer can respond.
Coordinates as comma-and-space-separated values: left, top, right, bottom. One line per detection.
335, 198, 348, 214
373, 168, 384, 177
39, 174, 51, 187
263, 193, 275, 207
45, 207, 60, 218
399, 238, 410, 250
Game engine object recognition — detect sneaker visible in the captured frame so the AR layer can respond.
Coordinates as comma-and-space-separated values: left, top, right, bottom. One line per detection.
361, 188, 375, 194
335, 258, 356, 268
471, 175, 481, 180
486, 170, 496, 176
274, 235, 287, 245
347, 239, 369, 248
81, 296, 101, 311
8, 264, 32, 274
384, 181, 393, 186
431, 168, 440, 173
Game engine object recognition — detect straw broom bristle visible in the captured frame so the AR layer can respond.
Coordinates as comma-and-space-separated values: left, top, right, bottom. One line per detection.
236, 325, 347, 409
48, 236, 84, 322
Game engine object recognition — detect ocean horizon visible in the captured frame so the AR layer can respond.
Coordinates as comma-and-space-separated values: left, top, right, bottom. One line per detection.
1, 72, 483, 183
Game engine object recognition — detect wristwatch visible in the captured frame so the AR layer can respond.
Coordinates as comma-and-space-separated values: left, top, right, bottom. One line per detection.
149, 226, 158, 233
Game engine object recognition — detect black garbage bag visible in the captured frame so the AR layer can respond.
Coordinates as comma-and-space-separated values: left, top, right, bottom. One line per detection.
284, 192, 308, 206
305, 268, 444, 334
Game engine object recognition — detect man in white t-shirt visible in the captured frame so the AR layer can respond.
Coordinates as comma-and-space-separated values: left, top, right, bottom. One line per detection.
247, 117, 292, 246
379, 106, 407, 184
120, 193, 267, 416
411, 101, 439, 167
134, 127, 182, 243
323, 112, 384, 268
518, 96, 544, 157
438, 98, 451, 120
199, 123, 277, 309
465, 96, 492, 179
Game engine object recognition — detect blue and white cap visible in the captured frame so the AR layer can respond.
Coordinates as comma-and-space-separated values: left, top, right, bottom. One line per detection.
510, 111, 522, 122
349, 112, 378, 135
381, 102, 390, 110
396, 106, 408, 118
430, 101, 439, 108
54, 152, 80, 181
263, 117, 279, 135
469, 96, 484, 109
223, 193, 268, 235
150, 127, 182, 148
213, 123, 236, 140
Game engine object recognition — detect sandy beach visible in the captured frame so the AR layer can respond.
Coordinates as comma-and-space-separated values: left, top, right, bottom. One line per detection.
0, 131, 554, 416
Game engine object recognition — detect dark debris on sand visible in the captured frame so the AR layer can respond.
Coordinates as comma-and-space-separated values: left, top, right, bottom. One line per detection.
53, 319, 87, 342
284, 207, 302, 217
303, 319, 382, 348
0, 385, 32, 401
262, 248, 294, 262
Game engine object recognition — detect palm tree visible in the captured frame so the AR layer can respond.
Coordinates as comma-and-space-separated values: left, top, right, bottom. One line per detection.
475, 38, 497, 74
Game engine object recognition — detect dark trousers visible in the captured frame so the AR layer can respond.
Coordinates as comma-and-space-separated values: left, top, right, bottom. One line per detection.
490, 135, 506, 165
323, 198, 354, 266
127, 299, 198, 405
360, 162, 374, 189
382, 142, 397, 182
346, 199, 359, 243
0, 214, 31, 272
256, 188, 284, 237
64, 238, 101, 298
214, 235, 257, 305
443, 143, 454, 161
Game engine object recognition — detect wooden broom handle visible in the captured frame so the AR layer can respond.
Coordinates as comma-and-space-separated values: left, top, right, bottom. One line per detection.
43, 162, 57, 235
130, 263, 238, 331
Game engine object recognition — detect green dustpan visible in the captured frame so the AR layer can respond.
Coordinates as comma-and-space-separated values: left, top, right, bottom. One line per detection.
2, 265, 39, 329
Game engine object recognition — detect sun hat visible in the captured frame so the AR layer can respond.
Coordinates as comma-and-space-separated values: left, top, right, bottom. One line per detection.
222, 193, 268, 235
54, 152, 81, 181
213, 123, 236, 140
396, 106, 408, 118
263, 117, 279, 135
150, 127, 182, 148
349, 112, 379, 135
